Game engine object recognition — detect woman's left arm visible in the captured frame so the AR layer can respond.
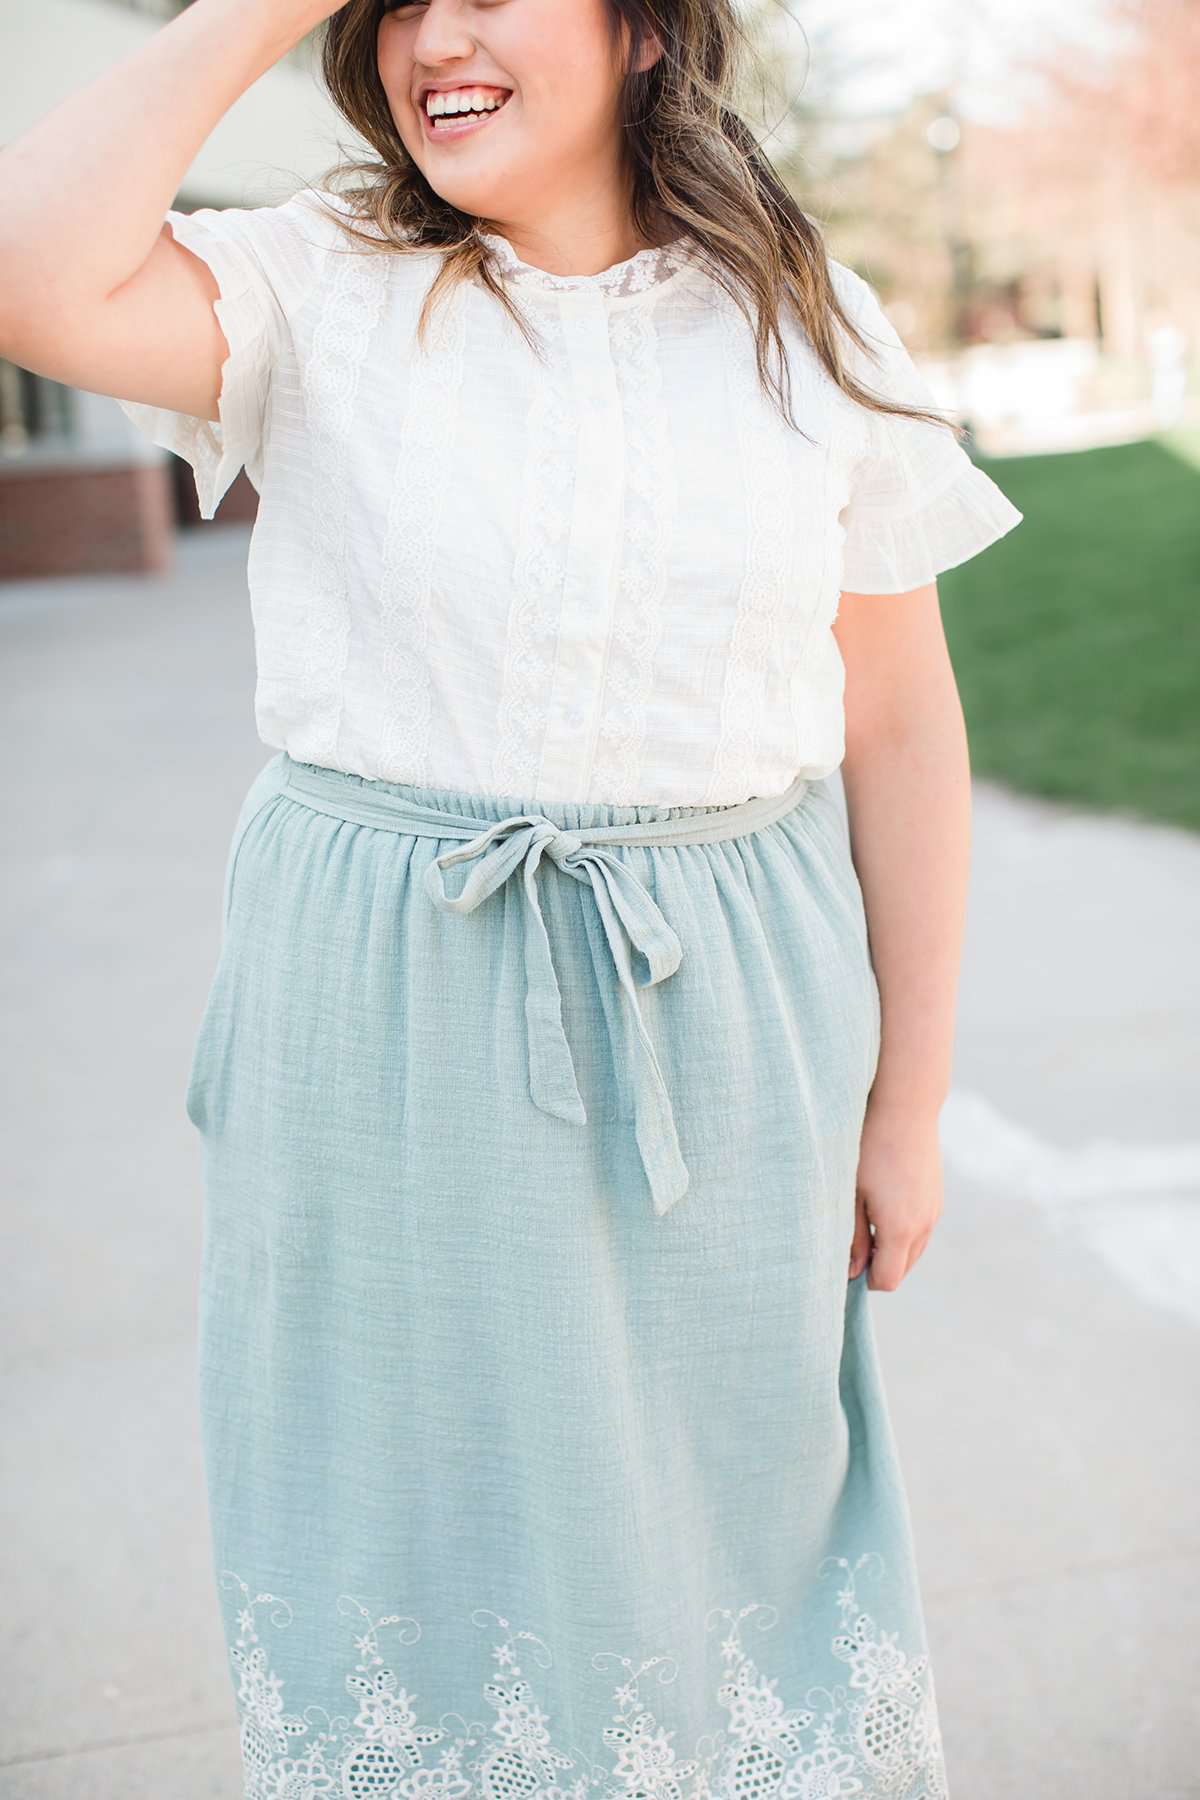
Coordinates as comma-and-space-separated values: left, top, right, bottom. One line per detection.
832, 582, 972, 1292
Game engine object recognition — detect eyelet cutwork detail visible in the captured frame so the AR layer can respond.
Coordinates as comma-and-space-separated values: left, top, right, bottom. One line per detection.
219, 1551, 947, 1799
479, 230, 696, 299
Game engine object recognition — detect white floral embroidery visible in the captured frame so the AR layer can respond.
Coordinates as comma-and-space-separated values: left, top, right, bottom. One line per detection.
218, 1552, 947, 1799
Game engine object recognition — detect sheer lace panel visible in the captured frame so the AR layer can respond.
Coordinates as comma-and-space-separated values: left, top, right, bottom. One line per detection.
478, 229, 698, 298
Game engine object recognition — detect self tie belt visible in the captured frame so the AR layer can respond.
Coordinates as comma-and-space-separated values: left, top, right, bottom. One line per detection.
424, 813, 689, 1217
279, 757, 812, 1220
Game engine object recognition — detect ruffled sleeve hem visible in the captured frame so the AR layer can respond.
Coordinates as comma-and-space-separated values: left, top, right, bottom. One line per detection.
838, 455, 1024, 596
116, 210, 274, 521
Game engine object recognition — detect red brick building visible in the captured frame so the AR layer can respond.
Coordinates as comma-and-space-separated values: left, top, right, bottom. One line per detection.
1, 0, 342, 581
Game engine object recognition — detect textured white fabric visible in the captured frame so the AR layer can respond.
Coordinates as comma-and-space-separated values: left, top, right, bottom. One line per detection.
118, 188, 1023, 804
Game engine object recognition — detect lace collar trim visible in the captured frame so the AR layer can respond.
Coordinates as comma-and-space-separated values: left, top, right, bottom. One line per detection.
477, 228, 698, 298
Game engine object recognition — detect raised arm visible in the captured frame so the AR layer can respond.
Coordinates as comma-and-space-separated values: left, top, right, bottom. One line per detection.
0, 0, 343, 423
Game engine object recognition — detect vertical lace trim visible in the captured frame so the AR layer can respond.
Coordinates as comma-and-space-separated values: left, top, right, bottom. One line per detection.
217, 1549, 947, 1799
373, 278, 471, 787
703, 296, 795, 805
589, 303, 676, 805
488, 333, 576, 798
301, 241, 391, 768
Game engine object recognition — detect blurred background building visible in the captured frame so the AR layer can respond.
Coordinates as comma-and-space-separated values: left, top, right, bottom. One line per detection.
2, 0, 1197, 580
0, 0, 348, 578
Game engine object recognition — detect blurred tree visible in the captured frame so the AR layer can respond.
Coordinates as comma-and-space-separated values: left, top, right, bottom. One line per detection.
1047, 0, 1200, 187
981, 0, 1200, 352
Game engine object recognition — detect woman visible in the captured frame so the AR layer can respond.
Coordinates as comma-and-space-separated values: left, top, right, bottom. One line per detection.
0, 0, 1022, 1793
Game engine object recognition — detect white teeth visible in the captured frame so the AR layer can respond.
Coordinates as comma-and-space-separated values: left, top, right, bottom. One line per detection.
425, 89, 510, 118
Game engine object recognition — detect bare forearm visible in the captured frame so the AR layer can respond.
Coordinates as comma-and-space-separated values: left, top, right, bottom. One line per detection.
841, 685, 972, 1120
0, 0, 329, 316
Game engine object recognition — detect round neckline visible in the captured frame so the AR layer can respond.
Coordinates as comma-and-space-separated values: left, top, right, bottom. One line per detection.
477, 227, 698, 299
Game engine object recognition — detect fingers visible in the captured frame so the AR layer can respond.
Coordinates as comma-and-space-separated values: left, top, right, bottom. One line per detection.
866, 1231, 930, 1291
848, 1213, 934, 1290
904, 1230, 931, 1282
847, 1194, 937, 1291
847, 1198, 873, 1280
865, 1238, 908, 1291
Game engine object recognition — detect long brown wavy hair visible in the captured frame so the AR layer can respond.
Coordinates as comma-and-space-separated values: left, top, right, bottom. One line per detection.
304, 0, 964, 444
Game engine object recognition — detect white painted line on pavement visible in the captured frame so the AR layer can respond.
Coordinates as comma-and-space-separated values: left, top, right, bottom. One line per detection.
940, 1088, 1200, 1328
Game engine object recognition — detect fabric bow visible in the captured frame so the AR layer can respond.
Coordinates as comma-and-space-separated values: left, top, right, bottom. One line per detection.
423, 814, 690, 1216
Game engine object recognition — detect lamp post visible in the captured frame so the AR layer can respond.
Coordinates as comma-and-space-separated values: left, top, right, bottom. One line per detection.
926, 104, 972, 345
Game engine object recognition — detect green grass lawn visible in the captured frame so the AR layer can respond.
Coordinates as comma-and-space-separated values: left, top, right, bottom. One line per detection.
937, 427, 1200, 833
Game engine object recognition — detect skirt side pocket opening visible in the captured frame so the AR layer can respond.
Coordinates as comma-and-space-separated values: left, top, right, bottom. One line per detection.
186, 757, 289, 1134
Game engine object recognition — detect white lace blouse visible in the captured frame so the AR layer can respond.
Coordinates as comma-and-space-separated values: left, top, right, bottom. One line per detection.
118, 187, 1023, 805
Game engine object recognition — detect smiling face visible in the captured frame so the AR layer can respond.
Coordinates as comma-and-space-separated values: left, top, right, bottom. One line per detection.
378, 0, 656, 252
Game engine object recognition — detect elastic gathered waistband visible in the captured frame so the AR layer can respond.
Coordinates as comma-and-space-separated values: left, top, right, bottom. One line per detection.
279, 753, 812, 847
265, 750, 815, 1221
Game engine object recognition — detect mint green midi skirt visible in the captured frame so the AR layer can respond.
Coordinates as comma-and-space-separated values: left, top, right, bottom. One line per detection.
189, 748, 949, 1800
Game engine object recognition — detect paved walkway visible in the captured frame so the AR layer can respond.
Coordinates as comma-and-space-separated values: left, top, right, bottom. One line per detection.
2, 526, 1197, 1797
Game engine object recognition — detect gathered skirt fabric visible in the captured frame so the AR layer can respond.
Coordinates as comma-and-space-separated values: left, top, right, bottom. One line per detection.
189, 749, 949, 1800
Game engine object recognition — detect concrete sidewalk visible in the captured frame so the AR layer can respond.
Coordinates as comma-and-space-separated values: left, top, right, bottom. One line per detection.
3, 527, 1197, 1798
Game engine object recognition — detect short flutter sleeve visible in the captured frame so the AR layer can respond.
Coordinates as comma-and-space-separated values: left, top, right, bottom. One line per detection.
831, 264, 1023, 594
117, 190, 330, 520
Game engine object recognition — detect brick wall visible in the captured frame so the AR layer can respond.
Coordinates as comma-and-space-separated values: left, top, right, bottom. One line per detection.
0, 456, 259, 580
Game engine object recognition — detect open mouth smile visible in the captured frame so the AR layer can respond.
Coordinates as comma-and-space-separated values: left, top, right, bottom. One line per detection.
420, 90, 513, 143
